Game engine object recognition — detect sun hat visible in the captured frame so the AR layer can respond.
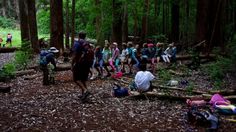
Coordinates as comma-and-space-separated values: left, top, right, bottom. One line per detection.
48, 47, 59, 53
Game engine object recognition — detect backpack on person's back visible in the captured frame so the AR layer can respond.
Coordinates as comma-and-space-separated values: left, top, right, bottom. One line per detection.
39, 50, 49, 66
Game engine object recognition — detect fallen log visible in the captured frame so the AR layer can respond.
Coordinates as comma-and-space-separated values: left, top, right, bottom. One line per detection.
0, 47, 18, 53
154, 85, 206, 95
129, 91, 236, 102
176, 54, 216, 60
23, 74, 41, 80
56, 64, 71, 71
15, 69, 36, 76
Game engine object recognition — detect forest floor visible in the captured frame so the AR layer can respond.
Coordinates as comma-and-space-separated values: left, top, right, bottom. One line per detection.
0, 55, 236, 131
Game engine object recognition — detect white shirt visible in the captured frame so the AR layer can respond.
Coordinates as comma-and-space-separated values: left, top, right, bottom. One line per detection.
135, 71, 155, 91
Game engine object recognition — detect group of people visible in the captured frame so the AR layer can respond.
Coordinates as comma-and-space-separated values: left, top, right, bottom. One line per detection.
40, 31, 178, 101
89, 40, 177, 79
0, 33, 12, 47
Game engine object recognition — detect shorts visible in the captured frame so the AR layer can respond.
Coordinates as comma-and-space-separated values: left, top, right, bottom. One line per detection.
6, 39, 11, 43
73, 62, 90, 82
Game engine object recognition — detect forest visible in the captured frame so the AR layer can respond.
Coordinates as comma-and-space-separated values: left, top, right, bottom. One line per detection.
0, 0, 236, 131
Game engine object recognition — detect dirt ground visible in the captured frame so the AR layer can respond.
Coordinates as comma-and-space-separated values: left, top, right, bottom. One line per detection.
0, 70, 236, 131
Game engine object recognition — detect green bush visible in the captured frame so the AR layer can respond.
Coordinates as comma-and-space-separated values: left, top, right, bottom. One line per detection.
158, 68, 171, 83
203, 36, 236, 88
0, 63, 16, 82
15, 41, 33, 70
0, 17, 16, 29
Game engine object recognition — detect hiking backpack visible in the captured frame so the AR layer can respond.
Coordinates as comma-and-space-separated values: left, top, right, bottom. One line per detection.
39, 50, 49, 66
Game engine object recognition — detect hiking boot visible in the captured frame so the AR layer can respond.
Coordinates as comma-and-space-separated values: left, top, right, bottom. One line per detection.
81, 91, 91, 101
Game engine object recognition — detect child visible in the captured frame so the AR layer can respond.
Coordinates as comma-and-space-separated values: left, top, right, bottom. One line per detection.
155, 42, 163, 69
134, 63, 155, 92
94, 46, 104, 78
147, 43, 156, 73
119, 43, 128, 73
6, 33, 12, 47
109, 42, 120, 73
102, 43, 112, 77
127, 42, 139, 74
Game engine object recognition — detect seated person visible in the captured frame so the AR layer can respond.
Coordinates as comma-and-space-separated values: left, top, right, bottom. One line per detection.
163, 42, 177, 63
134, 63, 155, 92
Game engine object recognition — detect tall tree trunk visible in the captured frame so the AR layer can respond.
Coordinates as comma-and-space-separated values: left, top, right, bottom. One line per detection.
184, 0, 189, 45
65, 0, 70, 49
122, 1, 128, 43
162, 0, 165, 34
95, 0, 104, 46
18, 0, 30, 43
207, 0, 224, 52
141, 0, 150, 42
14, 0, 20, 20
171, 0, 179, 42
27, 0, 39, 53
196, 0, 209, 45
2, 0, 7, 17
71, 0, 75, 47
50, 0, 64, 52
154, 0, 160, 35
133, 4, 138, 44
112, 0, 122, 46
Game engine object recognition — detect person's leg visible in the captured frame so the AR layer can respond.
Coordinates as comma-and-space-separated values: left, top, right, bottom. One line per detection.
109, 59, 115, 71
75, 80, 86, 94
42, 66, 49, 85
115, 59, 120, 72
151, 58, 156, 73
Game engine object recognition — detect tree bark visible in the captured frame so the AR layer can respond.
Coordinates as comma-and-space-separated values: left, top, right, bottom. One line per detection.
18, 0, 30, 43
71, 0, 75, 47
50, 0, 64, 52
122, 1, 128, 43
2, 0, 7, 17
171, 0, 179, 42
95, 0, 104, 46
141, 0, 149, 42
65, 0, 70, 49
112, 0, 122, 46
27, 0, 39, 53
14, 0, 20, 20
195, 0, 209, 51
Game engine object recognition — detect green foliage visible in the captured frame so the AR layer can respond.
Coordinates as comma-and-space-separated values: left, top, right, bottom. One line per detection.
203, 37, 236, 89
158, 68, 171, 83
0, 63, 16, 82
0, 17, 16, 29
37, 10, 50, 34
186, 82, 194, 95
15, 41, 33, 70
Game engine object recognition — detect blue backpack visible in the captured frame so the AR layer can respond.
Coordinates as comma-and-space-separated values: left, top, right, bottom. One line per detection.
39, 50, 49, 66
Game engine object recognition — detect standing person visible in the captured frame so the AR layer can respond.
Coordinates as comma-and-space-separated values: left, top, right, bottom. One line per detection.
72, 32, 93, 101
39, 47, 59, 85
94, 46, 104, 78
119, 43, 128, 73
102, 42, 112, 77
0, 36, 3, 47
109, 42, 120, 73
6, 33, 12, 47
